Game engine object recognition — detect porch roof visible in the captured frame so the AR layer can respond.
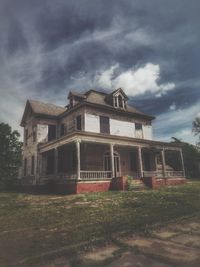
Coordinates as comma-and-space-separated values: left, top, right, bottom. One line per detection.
38, 131, 183, 153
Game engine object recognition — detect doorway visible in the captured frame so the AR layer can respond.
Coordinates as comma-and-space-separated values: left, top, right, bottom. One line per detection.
104, 151, 121, 177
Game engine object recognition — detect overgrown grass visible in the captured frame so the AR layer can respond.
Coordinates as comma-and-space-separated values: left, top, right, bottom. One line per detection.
0, 181, 200, 266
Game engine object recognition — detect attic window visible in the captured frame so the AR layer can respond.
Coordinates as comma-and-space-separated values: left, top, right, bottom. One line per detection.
114, 94, 126, 109
118, 95, 123, 108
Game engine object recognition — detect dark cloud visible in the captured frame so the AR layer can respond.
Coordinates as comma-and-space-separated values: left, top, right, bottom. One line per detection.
0, 0, 199, 143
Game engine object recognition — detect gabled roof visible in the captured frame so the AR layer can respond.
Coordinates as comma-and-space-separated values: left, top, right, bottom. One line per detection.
108, 88, 129, 100
20, 100, 66, 126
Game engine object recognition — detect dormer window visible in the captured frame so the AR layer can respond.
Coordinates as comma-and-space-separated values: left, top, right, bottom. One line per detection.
113, 94, 126, 109
108, 88, 128, 109
118, 95, 123, 108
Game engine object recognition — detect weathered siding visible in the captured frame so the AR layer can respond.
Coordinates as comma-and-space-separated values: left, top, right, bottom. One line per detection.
84, 113, 100, 133
110, 119, 135, 138
143, 125, 153, 140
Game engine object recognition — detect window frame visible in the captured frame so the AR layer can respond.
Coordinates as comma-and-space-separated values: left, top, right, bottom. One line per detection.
100, 116, 110, 134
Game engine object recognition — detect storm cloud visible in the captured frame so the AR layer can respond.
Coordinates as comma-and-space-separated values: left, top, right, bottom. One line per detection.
0, 0, 199, 143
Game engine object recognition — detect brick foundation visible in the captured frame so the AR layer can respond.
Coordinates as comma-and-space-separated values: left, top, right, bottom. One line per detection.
142, 177, 187, 189
20, 177, 129, 194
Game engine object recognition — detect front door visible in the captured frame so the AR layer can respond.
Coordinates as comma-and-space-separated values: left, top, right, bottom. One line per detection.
104, 152, 121, 177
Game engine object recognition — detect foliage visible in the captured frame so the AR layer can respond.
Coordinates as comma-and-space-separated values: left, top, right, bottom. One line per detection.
0, 123, 23, 189
193, 116, 200, 146
171, 137, 200, 179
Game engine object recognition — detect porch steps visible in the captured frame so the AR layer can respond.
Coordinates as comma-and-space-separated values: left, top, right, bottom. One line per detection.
128, 179, 148, 191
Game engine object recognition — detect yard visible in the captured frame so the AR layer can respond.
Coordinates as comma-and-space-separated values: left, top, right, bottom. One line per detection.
0, 181, 200, 267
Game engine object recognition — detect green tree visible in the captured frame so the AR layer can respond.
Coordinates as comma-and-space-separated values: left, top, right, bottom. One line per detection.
171, 137, 200, 179
0, 123, 23, 189
193, 116, 200, 145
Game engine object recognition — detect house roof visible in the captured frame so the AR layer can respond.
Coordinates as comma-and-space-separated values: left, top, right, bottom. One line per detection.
20, 100, 66, 126
20, 88, 155, 126
83, 89, 153, 119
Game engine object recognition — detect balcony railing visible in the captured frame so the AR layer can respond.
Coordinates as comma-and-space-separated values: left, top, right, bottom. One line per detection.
80, 171, 112, 180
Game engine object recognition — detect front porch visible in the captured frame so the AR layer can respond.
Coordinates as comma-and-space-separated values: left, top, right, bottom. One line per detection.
36, 138, 186, 193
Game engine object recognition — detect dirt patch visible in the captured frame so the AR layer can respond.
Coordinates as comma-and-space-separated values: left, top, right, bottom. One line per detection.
171, 233, 200, 247
122, 237, 200, 263
38, 257, 71, 267
152, 230, 177, 239
82, 244, 119, 261
107, 251, 171, 267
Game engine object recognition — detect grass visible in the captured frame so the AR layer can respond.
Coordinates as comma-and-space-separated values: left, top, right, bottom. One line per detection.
0, 181, 200, 266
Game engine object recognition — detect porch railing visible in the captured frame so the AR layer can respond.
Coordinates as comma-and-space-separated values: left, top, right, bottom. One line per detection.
80, 171, 112, 180
143, 171, 184, 178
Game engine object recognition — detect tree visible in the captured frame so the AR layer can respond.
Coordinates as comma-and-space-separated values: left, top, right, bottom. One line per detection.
0, 123, 23, 189
171, 137, 200, 179
193, 116, 200, 146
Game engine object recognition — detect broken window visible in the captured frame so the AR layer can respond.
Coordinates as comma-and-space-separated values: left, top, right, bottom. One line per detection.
100, 116, 110, 134
31, 155, 35, 175
48, 125, 56, 141
76, 115, 82, 131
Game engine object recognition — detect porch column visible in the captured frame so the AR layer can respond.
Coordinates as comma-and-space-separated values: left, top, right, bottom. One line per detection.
138, 146, 143, 178
110, 143, 115, 178
54, 147, 58, 176
179, 149, 185, 177
161, 148, 166, 178
76, 140, 81, 180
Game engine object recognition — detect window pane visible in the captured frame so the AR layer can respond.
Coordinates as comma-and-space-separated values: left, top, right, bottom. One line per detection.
135, 123, 142, 130
100, 116, 110, 134
48, 125, 56, 141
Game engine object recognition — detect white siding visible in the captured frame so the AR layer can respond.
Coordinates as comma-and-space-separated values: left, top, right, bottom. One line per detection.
143, 125, 153, 140
110, 119, 135, 138
37, 124, 48, 142
85, 113, 100, 133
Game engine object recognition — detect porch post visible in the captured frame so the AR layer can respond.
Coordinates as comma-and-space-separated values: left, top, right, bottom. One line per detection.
54, 147, 58, 176
138, 146, 143, 178
76, 140, 81, 180
110, 143, 115, 178
179, 149, 185, 177
161, 148, 166, 178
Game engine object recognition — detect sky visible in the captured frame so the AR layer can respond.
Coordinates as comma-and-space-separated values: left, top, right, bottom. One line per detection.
0, 0, 199, 144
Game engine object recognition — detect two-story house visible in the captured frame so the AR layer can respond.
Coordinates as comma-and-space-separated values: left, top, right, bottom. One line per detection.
20, 88, 186, 193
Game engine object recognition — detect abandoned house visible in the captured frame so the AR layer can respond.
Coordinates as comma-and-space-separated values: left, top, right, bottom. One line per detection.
20, 88, 186, 193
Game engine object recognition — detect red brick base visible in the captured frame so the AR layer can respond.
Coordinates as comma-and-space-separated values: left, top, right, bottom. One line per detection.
142, 177, 187, 189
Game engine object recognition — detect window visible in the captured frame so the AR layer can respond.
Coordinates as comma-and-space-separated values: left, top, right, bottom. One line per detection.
76, 115, 82, 131
113, 94, 126, 109
100, 116, 110, 134
24, 158, 27, 176
118, 95, 123, 108
60, 124, 65, 136
48, 125, 56, 141
25, 129, 28, 146
31, 155, 35, 175
32, 125, 36, 142
135, 123, 142, 130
